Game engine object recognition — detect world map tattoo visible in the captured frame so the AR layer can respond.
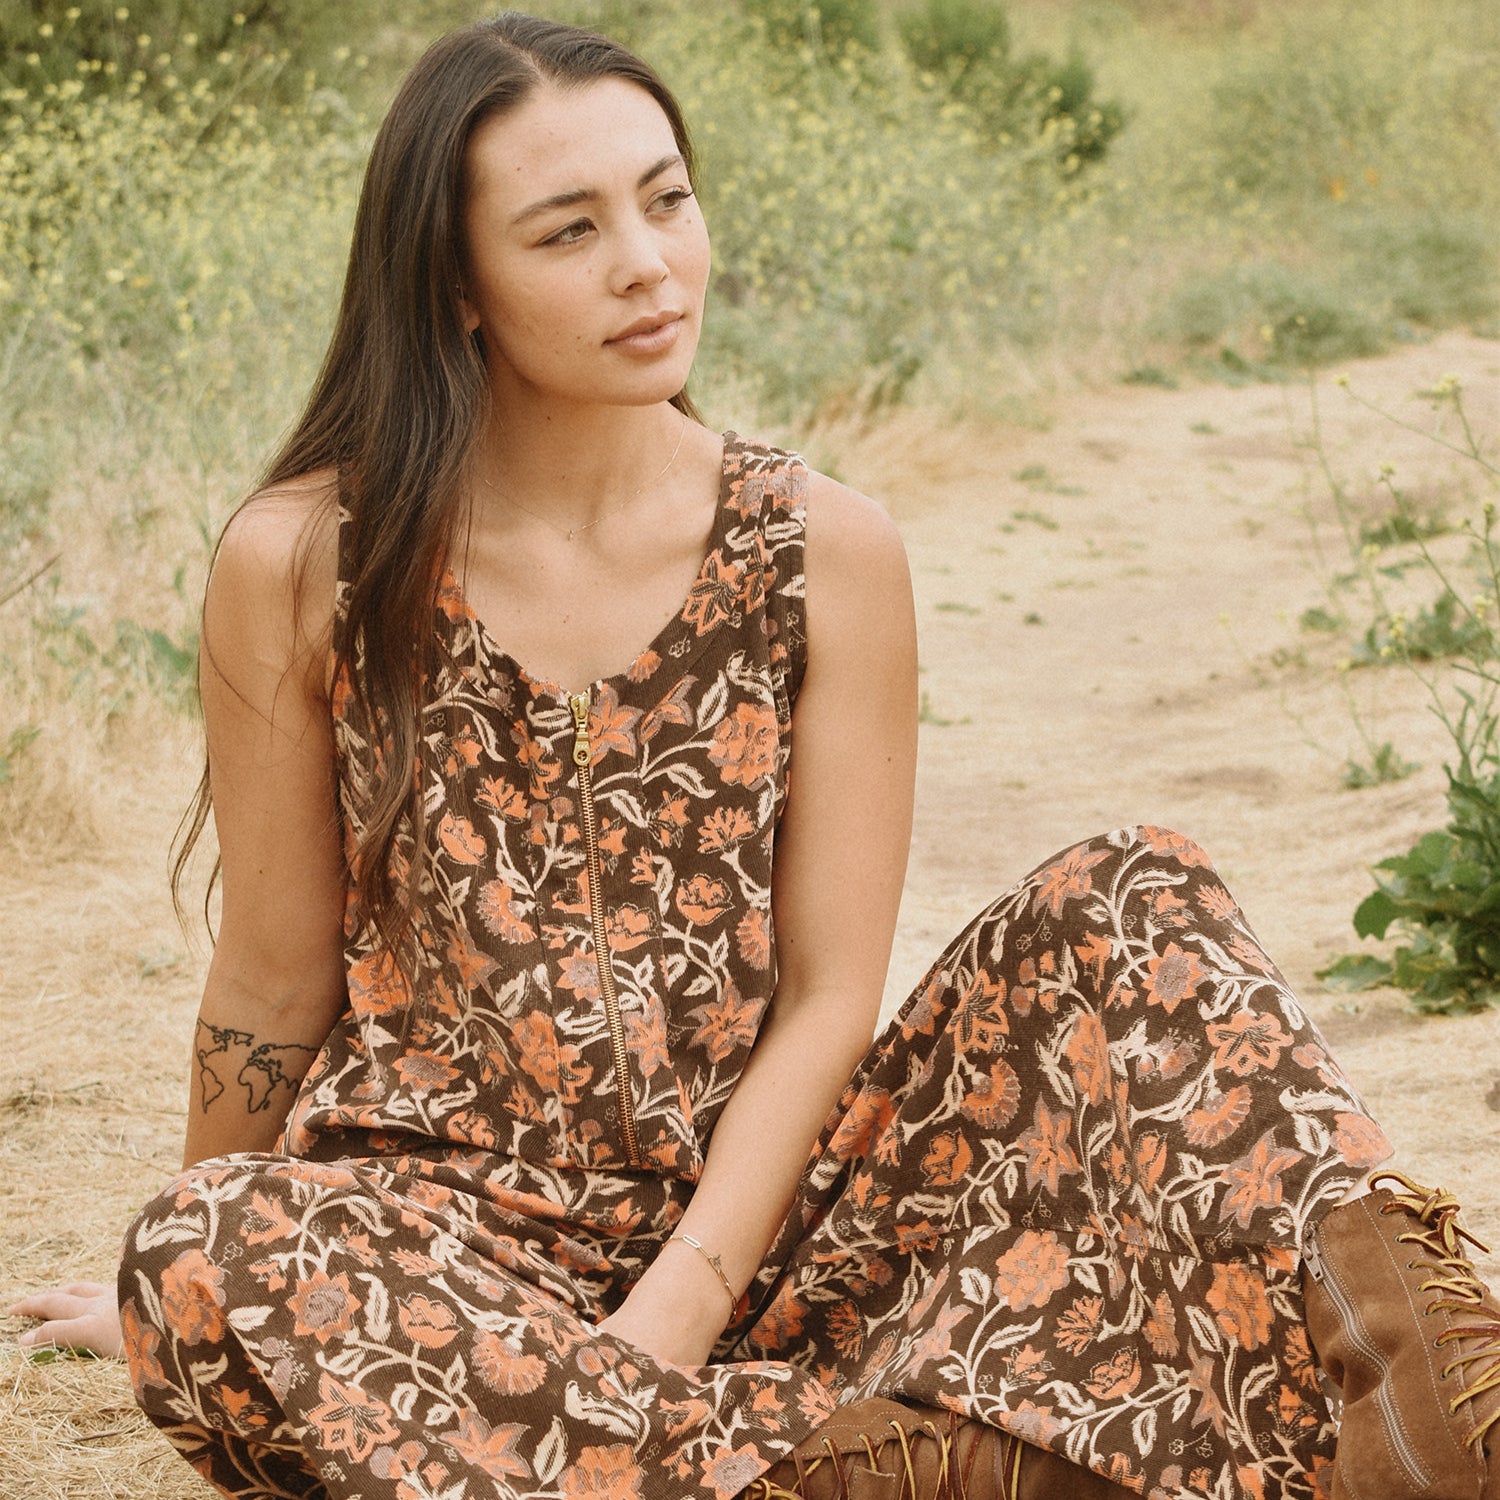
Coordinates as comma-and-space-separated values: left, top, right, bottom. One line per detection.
194, 1020, 320, 1115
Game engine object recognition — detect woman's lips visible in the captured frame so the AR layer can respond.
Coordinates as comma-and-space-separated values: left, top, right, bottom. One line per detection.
606, 313, 683, 355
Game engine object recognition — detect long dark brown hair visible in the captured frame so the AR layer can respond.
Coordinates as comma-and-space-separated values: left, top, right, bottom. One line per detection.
174, 13, 702, 966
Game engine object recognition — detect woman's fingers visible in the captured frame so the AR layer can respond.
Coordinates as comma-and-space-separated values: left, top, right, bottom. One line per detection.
8, 1282, 124, 1358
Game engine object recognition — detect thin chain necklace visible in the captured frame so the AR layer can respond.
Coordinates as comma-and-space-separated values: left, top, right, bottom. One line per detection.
484, 411, 689, 543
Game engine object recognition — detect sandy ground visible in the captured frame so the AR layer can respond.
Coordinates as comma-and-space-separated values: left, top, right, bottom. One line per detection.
3, 333, 1499, 1495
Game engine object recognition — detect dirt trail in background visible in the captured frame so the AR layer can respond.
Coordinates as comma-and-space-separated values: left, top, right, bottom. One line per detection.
3, 333, 1500, 1495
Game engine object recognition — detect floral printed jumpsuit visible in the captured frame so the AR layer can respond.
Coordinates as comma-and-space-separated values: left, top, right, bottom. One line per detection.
119, 435, 1390, 1500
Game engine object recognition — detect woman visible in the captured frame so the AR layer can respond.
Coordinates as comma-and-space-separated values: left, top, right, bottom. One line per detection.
12, 14, 1500, 1500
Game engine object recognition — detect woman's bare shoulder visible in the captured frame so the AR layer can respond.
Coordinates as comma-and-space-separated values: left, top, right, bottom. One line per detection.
801, 467, 910, 587
207, 468, 341, 676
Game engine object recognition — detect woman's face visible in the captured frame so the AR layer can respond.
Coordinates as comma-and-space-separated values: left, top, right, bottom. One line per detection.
459, 76, 710, 414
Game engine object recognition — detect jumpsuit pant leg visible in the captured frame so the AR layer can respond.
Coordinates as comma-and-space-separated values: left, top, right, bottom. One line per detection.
731, 826, 1388, 1500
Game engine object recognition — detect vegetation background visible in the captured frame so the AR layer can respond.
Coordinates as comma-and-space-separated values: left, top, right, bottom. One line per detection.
2, 0, 1498, 1494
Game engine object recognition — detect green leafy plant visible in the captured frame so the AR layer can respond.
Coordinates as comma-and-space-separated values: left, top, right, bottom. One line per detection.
1315, 376, 1500, 1011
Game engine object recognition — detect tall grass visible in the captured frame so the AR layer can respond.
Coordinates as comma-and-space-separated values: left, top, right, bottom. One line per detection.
2, 0, 1498, 840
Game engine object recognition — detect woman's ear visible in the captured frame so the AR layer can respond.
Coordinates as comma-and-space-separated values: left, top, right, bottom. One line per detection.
457, 287, 481, 335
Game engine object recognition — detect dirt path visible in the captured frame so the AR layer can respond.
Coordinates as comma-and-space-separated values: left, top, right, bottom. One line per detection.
4, 334, 1499, 1494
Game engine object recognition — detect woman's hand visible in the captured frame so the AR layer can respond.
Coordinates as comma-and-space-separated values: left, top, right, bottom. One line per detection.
8, 1281, 123, 1359
595, 1240, 735, 1370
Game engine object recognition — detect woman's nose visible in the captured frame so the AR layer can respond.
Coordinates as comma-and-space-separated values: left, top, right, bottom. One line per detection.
610, 220, 670, 294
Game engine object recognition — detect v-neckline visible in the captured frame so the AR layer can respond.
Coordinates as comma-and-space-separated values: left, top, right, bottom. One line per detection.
444, 432, 737, 701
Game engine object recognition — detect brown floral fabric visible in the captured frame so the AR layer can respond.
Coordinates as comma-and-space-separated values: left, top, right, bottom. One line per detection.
120, 436, 1390, 1500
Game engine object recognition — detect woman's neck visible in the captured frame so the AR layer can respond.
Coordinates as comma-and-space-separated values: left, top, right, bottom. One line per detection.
471, 400, 690, 536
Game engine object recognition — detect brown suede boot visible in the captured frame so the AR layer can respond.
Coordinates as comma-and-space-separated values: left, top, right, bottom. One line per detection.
740, 1400, 1135, 1500
1304, 1171, 1500, 1499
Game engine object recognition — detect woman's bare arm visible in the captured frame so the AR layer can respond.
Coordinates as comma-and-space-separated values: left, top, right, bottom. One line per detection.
10, 476, 350, 1355
598, 471, 918, 1366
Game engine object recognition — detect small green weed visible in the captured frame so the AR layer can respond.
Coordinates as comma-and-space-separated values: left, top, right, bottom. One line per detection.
1339, 741, 1419, 789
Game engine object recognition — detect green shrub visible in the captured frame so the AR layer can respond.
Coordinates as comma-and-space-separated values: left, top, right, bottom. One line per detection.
897, 0, 1123, 164
739, 0, 881, 57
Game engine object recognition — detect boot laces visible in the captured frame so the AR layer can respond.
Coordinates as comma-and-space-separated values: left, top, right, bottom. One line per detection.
1374, 1170, 1500, 1450
743, 1411, 981, 1500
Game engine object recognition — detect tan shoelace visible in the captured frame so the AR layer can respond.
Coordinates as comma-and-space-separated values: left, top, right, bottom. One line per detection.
1375, 1170, 1500, 1449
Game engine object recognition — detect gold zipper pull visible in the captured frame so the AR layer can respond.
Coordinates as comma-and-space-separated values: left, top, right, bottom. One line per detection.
568, 691, 592, 767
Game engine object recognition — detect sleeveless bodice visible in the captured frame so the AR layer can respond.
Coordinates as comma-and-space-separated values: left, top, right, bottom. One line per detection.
281, 434, 809, 1181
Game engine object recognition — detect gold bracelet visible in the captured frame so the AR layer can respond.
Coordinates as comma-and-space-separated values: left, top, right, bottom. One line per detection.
667, 1232, 737, 1313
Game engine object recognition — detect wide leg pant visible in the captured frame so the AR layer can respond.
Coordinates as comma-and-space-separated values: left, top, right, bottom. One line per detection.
120, 828, 1388, 1500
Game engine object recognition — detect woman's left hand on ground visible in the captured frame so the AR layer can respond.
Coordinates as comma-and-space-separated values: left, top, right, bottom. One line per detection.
8, 1281, 124, 1358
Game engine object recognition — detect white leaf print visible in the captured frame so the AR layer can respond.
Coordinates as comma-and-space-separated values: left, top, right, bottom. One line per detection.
1132, 1405, 1157, 1455
226, 1305, 272, 1332
696, 674, 729, 730
534, 1417, 568, 1483
563, 1379, 647, 1440
959, 1267, 992, 1304
364, 1274, 391, 1342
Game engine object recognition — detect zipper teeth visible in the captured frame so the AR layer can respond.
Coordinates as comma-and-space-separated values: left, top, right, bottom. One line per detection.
570, 693, 642, 1168
1307, 1224, 1433, 1490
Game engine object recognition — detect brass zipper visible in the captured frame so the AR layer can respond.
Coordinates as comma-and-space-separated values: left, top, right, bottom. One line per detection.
568, 690, 642, 1167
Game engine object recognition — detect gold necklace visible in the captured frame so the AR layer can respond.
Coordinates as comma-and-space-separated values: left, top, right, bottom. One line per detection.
485, 411, 689, 543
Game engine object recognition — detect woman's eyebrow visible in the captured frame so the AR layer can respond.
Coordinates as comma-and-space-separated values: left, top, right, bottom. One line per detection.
510, 153, 685, 226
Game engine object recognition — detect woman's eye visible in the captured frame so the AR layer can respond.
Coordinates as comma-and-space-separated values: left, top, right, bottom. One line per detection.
653, 187, 695, 213
545, 219, 592, 246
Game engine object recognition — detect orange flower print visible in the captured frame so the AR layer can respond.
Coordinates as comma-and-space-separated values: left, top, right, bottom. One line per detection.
1333, 1111, 1391, 1169
159, 1248, 226, 1345
1031, 845, 1111, 918
708, 702, 779, 786
1206, 1261, 1274, 1349
1055, 1294, 1104, 1355
392, 1050, 460, 1092
307, 1371, 402, 1463
347, 948, 412, 1017
1138, 826, 1213, 868
922, 1130, 974, 1187
755, 1284, 808, 1349
829, 1086, 896, 1161
994, 1229, 1070, 1311
827, 1299, 864, 1360
437, 811, 485, 866
1184, 1084, 1252, 1148
675, 873, 733, 926
701, 1444, 766, 1500
556, 946, 602, 1001
1144, 942, 1207, 1014
736, 907, 772, 970
699, 805, 756, 853
398, 1293, 459, 1349
560, 1445, 645, 1500
895, 1219, 940, 1255
1207, 1008, 1294, 1077
287, 1268, 359, 1346
605, 904, 654, 953
1064, 1010, 1110, 1106
585, 683, 641, 762
1144, 1290, 1180, 1357
627, 647, 661, 683
512, 726, 562, 800
242, 1190, 299, 1246
682, 550, 745, 635
649, 790, 691, 847
687, 978, 763, 1063
1017, 1097, 1083, 1195
441, 1412, 531, 1482
639, 677, 696, 744
1075, 931, 1113, 987
119, 1297, 168, 1400
1134, 1132, 1167, 1194
477, 774, 526, 820
476, 880, 536, 944
624, 996, 670, 1078
473, 1330, 548, 1395
441, 724, 482, 776
959, 1058, 1021, 1129
1284, 1324, 1319, 1391
511, 1010, 592, 1105
1083, 1347, 1142, 1400
445, 928, 497, 988
954, 969, 1008, 1055
1220, 1129, 1306, 1229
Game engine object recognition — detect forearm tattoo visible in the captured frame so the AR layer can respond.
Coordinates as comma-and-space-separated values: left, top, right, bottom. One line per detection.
194, 1020, 319, 1116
